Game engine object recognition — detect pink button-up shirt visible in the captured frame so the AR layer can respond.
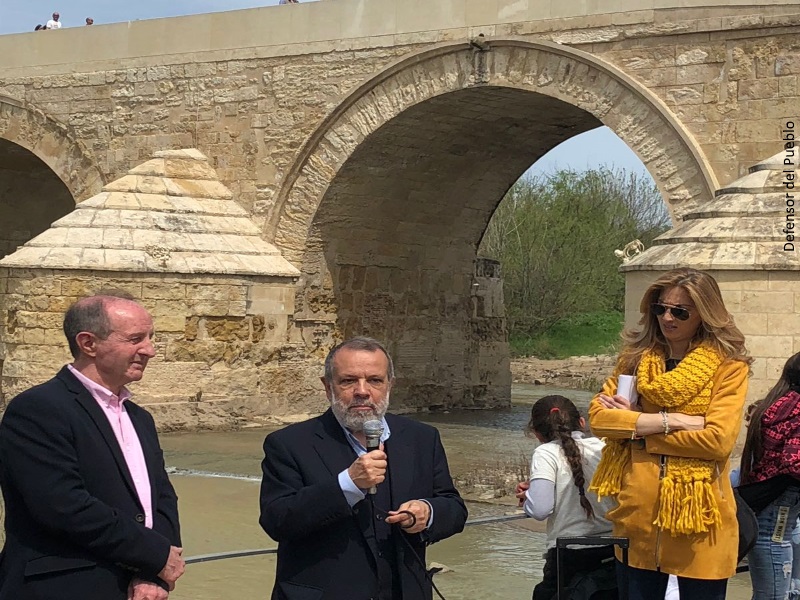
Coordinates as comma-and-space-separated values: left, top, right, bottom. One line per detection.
68, 365, 153, 528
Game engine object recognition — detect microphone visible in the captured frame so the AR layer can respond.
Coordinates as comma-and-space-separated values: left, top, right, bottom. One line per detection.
363, 419, 384, 495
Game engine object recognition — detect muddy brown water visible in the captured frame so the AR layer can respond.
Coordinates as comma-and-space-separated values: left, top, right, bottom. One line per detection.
157, 384, 751, 599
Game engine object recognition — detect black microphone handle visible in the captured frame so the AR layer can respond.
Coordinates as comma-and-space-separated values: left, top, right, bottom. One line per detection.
366, 437, 380, 495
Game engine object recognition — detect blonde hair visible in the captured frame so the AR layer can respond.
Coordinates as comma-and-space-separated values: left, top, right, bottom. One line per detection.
617, 268, 751, 374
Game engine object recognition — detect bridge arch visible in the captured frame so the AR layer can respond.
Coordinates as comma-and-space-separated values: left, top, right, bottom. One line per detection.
271, 39, 719, 409
0, 96, 105, 257
271, 39, 717, 259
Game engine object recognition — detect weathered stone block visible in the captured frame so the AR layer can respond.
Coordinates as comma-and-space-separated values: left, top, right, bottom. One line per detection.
738, 79, 779, 101
6, 278, 61, 296
166, 340, 227, 364
768, 272, 800, 290
186, 284, 231, 301
150, 300, 192, 317
14, 311, 63, 330
187, 300, 230, 316
205, 317, 251, 342
748, 334, 793, 358
59, 280, 96, 297
741, 291, 794, 313
154, 315, 187, 333
184, 316, 199, 341
142, 283, 186, 300
677, 64, 723, 85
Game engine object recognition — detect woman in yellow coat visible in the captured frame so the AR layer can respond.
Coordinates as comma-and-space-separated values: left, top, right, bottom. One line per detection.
588, 268, 751, 600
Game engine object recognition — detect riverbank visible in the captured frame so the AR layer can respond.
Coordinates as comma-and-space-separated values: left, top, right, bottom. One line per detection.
510, 354, 616, 391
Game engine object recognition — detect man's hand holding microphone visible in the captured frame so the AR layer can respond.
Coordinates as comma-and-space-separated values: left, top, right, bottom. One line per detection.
347, 419, 430, 534
347, 448, 387, 491
348, 419, 387, 492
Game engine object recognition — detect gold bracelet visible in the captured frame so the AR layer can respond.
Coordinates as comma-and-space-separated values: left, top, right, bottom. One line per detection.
660, 411, 670, 435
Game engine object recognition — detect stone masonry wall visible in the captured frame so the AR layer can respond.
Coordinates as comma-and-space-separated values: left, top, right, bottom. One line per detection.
0, 7, 797, 237
1, 4, 799, 423
0, 268, 323, 429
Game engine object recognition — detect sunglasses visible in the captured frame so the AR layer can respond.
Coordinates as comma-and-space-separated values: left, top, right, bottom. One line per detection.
651, 303, 691, 321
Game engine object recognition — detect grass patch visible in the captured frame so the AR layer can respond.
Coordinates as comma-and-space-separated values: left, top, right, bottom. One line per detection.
510, 311, 623, 359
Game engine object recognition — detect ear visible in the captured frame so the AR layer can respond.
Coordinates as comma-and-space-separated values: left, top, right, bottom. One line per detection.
321, 376, 332, 400
579, 416, 586, 431
75, 331, 98, 358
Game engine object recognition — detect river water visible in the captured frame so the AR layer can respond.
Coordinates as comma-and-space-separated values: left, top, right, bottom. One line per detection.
163, 384, 752, 600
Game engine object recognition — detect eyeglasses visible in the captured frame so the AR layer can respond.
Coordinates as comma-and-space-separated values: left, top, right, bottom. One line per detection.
651, 303, 691, 321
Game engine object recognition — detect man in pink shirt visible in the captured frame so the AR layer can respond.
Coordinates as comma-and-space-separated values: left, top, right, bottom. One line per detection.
0, 291, 184, 600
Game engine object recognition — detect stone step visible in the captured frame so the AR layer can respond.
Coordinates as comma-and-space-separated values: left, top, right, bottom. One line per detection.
654, 216, 788, 243
683, 192, 788, 219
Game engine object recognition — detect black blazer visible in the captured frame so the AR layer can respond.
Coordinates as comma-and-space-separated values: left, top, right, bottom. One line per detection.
259, 409, 467, 600
0, 367, 181, 600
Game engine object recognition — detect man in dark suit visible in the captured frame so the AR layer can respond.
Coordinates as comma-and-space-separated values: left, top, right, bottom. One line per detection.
0, 292, 184, 600
259, 336, 467, 600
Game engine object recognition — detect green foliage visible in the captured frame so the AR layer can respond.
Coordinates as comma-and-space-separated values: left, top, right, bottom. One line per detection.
479, 167, 669, 348
509, 311, 623, 359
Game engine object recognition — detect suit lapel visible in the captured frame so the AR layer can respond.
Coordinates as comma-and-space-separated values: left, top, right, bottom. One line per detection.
385, 414, 414, 504
313, 410, 382, 565
58, 367, 142, 509
312, 409, 358, 476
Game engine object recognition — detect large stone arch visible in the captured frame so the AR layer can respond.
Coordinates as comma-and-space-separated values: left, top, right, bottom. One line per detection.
0, 96, 105, 257
270, 39, 720, 410
270, 39, 717, 260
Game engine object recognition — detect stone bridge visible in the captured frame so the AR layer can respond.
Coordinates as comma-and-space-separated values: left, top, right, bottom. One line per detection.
0, 0, 798, 423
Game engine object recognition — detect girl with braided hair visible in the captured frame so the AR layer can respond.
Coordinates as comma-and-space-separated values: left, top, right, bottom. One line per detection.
515, 394, 614, 600
588, 267, 751, 600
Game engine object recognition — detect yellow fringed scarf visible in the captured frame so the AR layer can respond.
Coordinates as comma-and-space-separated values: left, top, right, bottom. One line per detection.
589, 343, 724, 536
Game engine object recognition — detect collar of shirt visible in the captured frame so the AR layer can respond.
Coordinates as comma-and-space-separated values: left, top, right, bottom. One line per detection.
340, 417, 391, 456
67, 364, 131, 408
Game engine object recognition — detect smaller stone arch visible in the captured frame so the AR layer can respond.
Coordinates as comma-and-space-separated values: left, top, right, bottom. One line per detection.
0, 95, 105, 203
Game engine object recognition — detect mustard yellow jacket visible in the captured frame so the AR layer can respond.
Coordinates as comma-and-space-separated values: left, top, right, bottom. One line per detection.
589, 359, 749, 579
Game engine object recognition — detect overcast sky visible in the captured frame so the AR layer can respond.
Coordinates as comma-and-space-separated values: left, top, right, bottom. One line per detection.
0, 1, 651, 179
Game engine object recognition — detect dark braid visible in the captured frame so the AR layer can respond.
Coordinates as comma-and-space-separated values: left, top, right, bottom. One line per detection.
526, 395, 595, 519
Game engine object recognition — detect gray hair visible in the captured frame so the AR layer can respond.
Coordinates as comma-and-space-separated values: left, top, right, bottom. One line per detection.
323, 336, 395, 382
63, 289, 137, 359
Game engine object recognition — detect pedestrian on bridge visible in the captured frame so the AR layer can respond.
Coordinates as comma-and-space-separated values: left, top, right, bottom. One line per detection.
46, 12, 61, 29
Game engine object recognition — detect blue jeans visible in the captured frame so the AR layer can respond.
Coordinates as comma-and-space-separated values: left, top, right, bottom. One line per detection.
748, 486, 800, 600
791, 520, 800, 599
616, 562, 727, 600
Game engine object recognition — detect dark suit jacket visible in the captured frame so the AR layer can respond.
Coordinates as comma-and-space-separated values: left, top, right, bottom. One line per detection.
259, 409, 467, 600
0, 366, 181, 600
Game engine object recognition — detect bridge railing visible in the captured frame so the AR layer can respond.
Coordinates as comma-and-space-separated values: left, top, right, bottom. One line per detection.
185, 513, 528, 565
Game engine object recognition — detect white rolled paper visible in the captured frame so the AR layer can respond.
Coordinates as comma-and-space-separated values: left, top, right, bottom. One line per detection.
617, 374, 639, 409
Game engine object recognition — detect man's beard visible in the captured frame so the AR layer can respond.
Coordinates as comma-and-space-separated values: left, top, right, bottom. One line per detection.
330, 392, 389, 432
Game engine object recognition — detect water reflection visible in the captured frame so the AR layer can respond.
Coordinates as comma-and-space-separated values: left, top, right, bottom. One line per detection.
163, 384, 752, 600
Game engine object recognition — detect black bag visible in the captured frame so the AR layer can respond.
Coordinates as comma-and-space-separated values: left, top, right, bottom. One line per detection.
735, 487, 758, 564
561, 561, 617, 600
556, 536, 629, 600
